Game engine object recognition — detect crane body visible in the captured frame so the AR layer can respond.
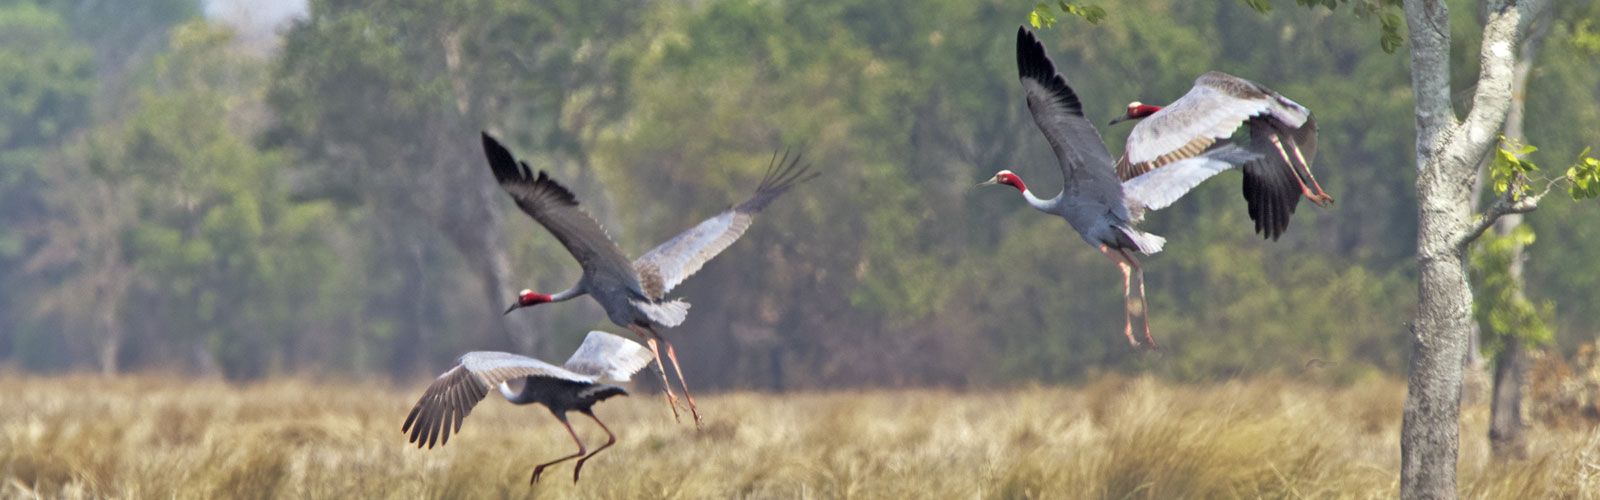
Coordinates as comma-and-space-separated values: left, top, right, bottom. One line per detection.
482, 132, 814, 426
983, 27, 1330, 348
402, 331, 654, 483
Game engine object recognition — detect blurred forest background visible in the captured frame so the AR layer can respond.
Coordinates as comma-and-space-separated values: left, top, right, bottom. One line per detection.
1, 0, 1597, 389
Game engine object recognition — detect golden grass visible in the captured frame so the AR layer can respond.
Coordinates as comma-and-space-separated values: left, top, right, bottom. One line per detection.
1, 374, 1595, 499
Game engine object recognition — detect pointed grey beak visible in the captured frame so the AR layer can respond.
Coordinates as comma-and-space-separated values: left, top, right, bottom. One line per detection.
975, 177, 999, 188
504, 302, 520, 315
1108, 115, 1133, 126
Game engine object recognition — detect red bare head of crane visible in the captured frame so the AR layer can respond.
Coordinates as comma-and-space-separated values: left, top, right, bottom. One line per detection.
1108, 101, 1163, 126
977, 170, 1027, 193
505, 289, 553, 315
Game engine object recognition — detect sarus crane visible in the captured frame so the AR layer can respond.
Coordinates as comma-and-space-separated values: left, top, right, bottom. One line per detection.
402, 331, 655, 483
979, 27, 1329, 349
482, 132, 814, 426
1109, 72, 1333, 238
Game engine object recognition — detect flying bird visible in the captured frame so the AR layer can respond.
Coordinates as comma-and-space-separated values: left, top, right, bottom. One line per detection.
402, 331, 654, 484
1109, 71, 1332, 239
482, 132, 814, 426
980, 27, 1323, 348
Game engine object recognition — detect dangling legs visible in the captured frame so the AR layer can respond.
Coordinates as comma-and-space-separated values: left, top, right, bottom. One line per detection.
1281, 132, 1334, 205
628, 324, 681, 422
572, 410, 617, 483
660, 338, 702, 428
1099, 245, 1140, 348
531, 414, 586, 484
1118, 247, 1155, 349
1267, 133, 1330, 207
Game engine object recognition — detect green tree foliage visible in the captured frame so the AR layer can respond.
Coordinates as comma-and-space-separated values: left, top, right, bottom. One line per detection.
1030, 2, 1107, 28
267, 0, 652, 372
1236, 0, 1404, 53
1471, 224, 1552, 355
26, 22, 343, 377
2, 0, 1597, 386
0, 3, 94, 365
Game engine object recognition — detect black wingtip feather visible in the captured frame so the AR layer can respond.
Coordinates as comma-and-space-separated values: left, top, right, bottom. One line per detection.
480, 131, 584, 209
481, 132, 520, 184
737, 146, 817, 213
1016, 26, 1084, 117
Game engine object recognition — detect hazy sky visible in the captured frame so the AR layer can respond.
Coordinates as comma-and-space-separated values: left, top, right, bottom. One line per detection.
204, 0, 307, 48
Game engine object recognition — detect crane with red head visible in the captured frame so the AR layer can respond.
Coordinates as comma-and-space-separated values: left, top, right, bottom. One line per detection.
979, 27, 1331, 349
482, 133, 814, 427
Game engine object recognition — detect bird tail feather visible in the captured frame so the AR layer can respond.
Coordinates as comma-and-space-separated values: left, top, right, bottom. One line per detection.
1117, 226, 1166, 255
633, 299, 690, 327
578, 384, 629, 402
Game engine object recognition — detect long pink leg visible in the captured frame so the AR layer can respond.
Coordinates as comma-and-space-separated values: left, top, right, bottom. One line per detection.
1282, 134, 1334, 205
630, 325, 681, 423
661, 339, 703, 428
1099, 245, 1140, 348
1267, 133, 1329, 207
531, 415, 586, 484
572, 410, 617, 483
1118, 248, 1155, 349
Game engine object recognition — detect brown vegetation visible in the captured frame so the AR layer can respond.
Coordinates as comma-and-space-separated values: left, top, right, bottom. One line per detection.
2, 374, 1595, 498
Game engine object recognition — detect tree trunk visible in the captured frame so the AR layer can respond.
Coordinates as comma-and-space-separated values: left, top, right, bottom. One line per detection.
472, 196, 544, 356
1485, 7, 1548, 460
96, 310, 121, 376
1400, 1, 1534, 497
1488, 334, 1530, 458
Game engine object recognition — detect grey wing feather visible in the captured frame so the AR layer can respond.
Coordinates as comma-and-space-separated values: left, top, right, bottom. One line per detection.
458, 351, 594, 385
1123, 145, 1261, 219
1016, 27, 1124, 210
401, 351, 593, 449
632, 149, 813, 298
564, 331, 657, 382
481, 133, 645, 296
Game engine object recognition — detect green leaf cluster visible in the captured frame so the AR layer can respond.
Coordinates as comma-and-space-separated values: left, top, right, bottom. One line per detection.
1030, 2, 1105, 29
1490, 137, 1540, 200
1230, 0, 1403, 53
1567, 148, 1600, 200
1471, 225, 1554, 355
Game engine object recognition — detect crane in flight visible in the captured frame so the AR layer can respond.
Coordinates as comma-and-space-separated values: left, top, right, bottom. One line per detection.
482, 132, 814, 426
402, 331, 655, 483
980, 27, 1328, 348
1109, 72, 1331, 240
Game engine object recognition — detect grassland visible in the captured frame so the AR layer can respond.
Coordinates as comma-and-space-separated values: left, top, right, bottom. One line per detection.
1, 374, 1595, 499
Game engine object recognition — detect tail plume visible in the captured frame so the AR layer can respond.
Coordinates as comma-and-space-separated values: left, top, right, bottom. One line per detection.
1117, 226, 1166, 255
633, 299, 690, 327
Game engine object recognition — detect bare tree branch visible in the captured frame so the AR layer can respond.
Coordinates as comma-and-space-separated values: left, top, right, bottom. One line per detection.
1460, 176, 1561, 246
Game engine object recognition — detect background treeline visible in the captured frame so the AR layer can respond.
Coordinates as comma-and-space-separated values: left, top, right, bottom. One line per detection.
1, 0, 1596, 388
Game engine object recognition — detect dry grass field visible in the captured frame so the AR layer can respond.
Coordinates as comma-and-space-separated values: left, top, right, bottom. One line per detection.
1, 374, 1596, 499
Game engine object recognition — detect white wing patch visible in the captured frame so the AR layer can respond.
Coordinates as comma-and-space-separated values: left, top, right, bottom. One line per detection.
564, 331, 656, 382
457, 351, 593, 389
1126, 85, 1269, 166
1122, 145, 1262, 217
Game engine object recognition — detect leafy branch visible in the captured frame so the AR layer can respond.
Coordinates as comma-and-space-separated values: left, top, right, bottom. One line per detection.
1460, 138, 1600, 246
1240, 0, 1404, 53
1028, 2, 1106, 29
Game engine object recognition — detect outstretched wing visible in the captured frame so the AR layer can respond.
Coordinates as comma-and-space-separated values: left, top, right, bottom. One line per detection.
1122, 144, 1261, 219
563, 331, 657, 382
632, 149, 814, 298
1015, 26, 1124, 209
1118, 72, 1310, 181
481, 133, 643, 294
401, 351, 592, 449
